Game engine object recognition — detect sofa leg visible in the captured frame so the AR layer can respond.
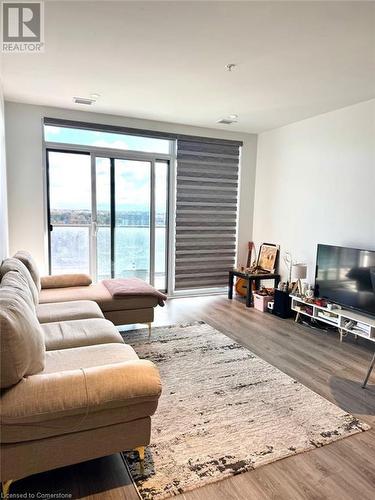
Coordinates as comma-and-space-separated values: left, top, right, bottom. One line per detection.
134, 446, 145, 474
1, 480, 14, 497
135, 445, 145, 461
147, 322, 152, 340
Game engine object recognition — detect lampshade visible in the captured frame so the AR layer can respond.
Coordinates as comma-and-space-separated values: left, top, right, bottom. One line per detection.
292, 263, 307, 280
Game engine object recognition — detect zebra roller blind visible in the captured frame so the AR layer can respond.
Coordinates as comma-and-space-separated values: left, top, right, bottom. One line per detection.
175, 137, 242, 290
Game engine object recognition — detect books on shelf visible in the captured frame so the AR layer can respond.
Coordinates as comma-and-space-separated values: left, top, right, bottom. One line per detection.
343, 319, 372, 337
317, 310, 339, 324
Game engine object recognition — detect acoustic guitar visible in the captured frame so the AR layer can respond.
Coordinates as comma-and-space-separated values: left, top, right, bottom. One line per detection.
235, 242, 256, 297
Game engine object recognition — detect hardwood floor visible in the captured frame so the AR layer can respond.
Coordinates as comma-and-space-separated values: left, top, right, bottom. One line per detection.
11, 296, 375, 499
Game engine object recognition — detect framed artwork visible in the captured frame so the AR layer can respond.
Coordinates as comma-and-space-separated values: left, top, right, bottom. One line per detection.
257, 243, 279, 273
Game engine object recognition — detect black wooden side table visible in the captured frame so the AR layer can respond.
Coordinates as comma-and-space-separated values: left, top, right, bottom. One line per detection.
228, 270, 281, 307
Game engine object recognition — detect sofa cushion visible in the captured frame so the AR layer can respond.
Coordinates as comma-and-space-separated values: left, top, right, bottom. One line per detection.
39, 281, 158, 311
1, 344, 161, 442
41, 273, 92, 289
42, 342, 138, 372
13, 250, 41, 292
42, 318, 124, 351
0, 270, 36, 314
37, 300, 104, 324
0, 293, 45, 389
0, 258, 39, 306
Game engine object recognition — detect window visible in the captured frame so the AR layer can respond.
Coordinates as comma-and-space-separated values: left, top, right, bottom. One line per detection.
48, 151, 91, 274
95, 157, 111, 280
114, 159, 151, 283
44, 125, 170, 154
44, 119, 242, 295
45, 122, 172, 292
154, 161, 169, 290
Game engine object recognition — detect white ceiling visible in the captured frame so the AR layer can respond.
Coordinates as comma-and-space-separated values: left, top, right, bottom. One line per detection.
2, 1, 375, 133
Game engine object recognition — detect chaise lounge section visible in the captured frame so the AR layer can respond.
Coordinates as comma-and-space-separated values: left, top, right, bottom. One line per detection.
39, 276, 159, 326
13, 250, 166, 330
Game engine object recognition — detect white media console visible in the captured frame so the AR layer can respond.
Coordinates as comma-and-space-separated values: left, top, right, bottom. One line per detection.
290, 295, 375, 388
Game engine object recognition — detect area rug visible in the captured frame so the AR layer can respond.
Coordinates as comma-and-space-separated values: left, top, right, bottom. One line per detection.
121, 322, 370, 499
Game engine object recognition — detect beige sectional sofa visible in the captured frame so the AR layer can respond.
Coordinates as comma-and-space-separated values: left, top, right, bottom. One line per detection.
0, 255, 162, 495
15, 250, 160, 328
39, 279, 158, 327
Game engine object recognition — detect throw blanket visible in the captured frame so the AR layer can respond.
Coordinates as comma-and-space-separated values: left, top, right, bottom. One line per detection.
102, 278, 167, 307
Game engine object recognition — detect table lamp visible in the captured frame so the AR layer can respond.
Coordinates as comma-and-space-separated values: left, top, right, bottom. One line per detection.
292, 263, 307, 295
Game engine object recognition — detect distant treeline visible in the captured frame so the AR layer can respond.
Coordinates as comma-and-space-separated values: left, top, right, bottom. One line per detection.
51, 209, 166, 226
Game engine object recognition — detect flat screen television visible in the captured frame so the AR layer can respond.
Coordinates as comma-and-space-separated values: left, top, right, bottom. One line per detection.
315, 244, 375, 318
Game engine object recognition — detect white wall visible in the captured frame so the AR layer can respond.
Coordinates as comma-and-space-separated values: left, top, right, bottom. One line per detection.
5, 101, 257, 274
0, 82, 9, 260
253, 99, 375, 284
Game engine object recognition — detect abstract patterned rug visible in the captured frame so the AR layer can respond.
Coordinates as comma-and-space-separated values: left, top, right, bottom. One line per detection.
121, 322, 370, 499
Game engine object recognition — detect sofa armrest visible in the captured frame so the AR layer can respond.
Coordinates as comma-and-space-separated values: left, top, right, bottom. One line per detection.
41, 274, 92, 289
1, 360, 162, 424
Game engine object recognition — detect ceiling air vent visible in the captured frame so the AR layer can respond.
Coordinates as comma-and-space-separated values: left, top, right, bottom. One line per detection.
73, 96, 96, 105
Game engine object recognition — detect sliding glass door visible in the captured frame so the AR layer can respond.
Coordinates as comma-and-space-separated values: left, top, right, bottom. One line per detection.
48, 150, 92, 274
95, 157, 111, 280
47, 150, 169, 291
114, 159, 151, 282
154, 161, 168, 289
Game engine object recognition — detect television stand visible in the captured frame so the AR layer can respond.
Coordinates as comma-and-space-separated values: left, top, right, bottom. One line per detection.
290, 295, 375, 388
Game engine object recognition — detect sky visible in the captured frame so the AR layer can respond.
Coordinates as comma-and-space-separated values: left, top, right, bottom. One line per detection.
47, 126, 169, 213
45, 125, 170, 154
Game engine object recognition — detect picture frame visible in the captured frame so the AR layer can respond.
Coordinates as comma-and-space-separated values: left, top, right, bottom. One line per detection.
257, 243, 279, 273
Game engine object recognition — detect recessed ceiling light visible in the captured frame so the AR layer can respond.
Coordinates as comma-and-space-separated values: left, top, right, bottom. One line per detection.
225, 63, 236, 72
217, 115, 238, 125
